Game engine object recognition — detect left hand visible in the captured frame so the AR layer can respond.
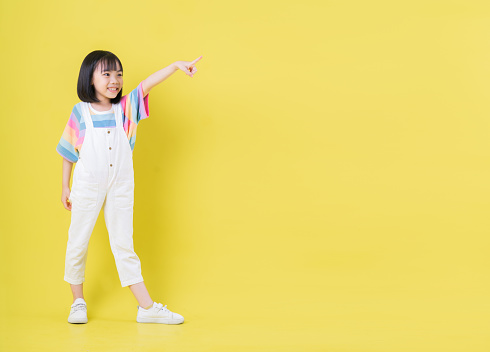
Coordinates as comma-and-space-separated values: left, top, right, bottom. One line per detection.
174, 56, 203, 78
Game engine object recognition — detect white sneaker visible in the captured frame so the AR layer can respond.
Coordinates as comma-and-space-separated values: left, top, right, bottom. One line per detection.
68, 298, 88, 324
136, 302, 184, 324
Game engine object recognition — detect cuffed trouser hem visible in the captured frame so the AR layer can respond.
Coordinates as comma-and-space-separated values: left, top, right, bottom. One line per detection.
121, 276, 144, 287
64, 276, 85, 285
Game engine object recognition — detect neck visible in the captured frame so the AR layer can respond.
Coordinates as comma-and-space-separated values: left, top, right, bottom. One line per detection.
94, 92, 111, 105
91, 95, 112, 110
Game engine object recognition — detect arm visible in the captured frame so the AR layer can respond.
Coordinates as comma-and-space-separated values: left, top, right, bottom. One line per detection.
61, 158, 74, 211
141, 56, 203, 96
141, 63, 178, 97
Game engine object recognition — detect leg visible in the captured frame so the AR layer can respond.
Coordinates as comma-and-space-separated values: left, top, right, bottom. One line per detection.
70, 283, 84, 303
64, 180, 102, 324
103, 179, 144, 287
129, 282, 153, 308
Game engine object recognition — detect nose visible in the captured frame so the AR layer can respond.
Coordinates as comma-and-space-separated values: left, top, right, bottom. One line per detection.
110, 74, 121, 84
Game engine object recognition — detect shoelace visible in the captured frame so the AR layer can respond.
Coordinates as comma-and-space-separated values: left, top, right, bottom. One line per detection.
71, 303, 86, 312
155, 303, 170, 314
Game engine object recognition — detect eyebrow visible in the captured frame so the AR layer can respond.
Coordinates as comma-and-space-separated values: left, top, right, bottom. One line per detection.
102, 69, 123, 72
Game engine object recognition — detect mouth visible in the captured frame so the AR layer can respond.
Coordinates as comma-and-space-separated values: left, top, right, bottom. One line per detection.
108, 87, 119, 93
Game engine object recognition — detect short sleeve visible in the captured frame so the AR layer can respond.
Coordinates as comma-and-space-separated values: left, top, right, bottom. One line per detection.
121, 81, 149, 126
56, 104, 83, 163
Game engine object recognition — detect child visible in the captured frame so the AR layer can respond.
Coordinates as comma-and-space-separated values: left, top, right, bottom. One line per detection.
57, 50, 202, 324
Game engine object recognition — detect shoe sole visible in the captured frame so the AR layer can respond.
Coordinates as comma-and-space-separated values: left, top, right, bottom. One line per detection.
136, 317, 184, 324
68, 318, 88, 324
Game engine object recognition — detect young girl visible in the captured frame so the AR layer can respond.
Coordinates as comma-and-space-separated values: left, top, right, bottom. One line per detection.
57, 50, 202, 324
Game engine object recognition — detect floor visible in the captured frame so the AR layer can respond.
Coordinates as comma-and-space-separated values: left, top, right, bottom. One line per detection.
1, 287, 488, 351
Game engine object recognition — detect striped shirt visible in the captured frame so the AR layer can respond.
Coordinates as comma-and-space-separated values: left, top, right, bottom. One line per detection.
56, 81, 149, 163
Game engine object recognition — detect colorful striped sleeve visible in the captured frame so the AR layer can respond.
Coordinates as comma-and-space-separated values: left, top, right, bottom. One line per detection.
121, 81, 150, 151
56, 104, 84, 163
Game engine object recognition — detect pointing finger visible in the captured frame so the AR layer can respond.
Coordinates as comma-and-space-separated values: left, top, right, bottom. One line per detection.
190, 56, 203, 65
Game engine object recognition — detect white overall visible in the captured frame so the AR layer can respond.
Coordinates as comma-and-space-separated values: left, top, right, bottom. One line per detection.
64, 102, 144, 287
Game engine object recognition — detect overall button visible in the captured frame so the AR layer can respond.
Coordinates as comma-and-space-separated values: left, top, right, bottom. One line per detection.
109, 147, 112, 150
107, 131, 111, 134
110, 164, 113, 167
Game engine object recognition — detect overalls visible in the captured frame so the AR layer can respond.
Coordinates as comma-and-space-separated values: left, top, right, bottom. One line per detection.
64, 102, 144, 287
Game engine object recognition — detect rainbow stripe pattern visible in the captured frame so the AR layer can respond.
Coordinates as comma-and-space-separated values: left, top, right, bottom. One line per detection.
56, 81, 149, 163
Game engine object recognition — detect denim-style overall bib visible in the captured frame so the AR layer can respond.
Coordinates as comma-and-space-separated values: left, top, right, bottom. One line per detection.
64, 102, 143, 287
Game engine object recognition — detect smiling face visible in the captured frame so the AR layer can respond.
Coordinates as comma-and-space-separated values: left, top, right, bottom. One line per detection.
91, 60, 123, 104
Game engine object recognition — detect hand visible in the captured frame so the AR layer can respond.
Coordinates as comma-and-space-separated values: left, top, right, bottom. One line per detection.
174, 56, 203, 78
62, 186, 72, 211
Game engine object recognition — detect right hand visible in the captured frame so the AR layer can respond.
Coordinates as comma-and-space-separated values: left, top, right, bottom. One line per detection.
173, 56, 202, 78
62, 186, 72, 211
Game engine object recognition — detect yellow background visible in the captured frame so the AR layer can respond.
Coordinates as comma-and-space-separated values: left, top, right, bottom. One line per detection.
1, 0, 490, 351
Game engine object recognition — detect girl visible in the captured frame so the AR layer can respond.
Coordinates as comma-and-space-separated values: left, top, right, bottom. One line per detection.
57, 50, 202, 324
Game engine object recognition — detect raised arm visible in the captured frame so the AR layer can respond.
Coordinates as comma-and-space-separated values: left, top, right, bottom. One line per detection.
141, 56, 203, 97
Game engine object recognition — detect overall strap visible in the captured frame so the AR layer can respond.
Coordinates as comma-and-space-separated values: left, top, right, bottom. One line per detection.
80, 102, 94, 129
114, 103, 124, 128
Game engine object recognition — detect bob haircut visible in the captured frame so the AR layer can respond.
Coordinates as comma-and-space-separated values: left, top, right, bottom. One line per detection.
77, 50, 124, 104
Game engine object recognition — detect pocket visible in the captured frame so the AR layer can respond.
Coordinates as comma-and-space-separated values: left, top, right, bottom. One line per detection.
71, 180, 99, 211
115, 179, 134, 209
74, 159, 95, 180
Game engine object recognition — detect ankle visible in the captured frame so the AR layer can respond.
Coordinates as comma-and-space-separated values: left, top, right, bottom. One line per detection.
73, 297, 85, 304
142, 302, 154, 310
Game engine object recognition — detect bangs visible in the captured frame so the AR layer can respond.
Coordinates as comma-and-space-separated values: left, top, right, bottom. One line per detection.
97, 56, 123, 73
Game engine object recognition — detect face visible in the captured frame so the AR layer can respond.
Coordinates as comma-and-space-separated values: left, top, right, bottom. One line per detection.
91, 61, 123, 102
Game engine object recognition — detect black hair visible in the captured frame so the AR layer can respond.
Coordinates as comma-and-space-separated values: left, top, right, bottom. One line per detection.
77, 50, 124, 103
